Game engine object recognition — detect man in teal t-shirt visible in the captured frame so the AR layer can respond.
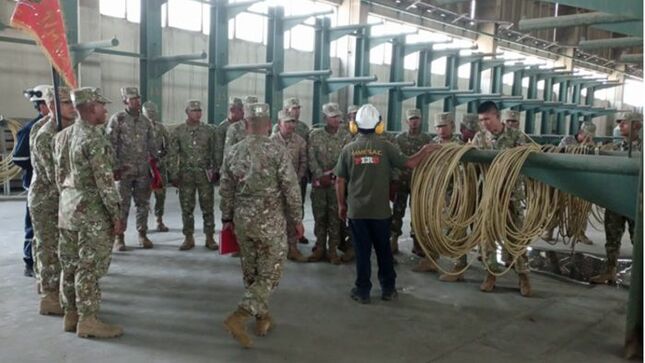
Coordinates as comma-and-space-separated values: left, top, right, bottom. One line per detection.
335, 104, 437, 304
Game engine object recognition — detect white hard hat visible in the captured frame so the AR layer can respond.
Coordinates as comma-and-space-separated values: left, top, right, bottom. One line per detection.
355, 104, 380, 129
27, 85, 52, 102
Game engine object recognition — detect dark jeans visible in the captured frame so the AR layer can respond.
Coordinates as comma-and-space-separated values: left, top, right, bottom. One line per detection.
349, 218, 396, 297
24, 204, 33, 267
300, 177, 307, 216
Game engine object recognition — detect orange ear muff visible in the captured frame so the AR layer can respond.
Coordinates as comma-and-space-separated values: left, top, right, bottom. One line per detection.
349, 121, 358, 135
375, 121, 385, 135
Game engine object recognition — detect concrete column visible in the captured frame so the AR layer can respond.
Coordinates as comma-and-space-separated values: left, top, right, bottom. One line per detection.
78, 0, 102, 87
336, 0, 367, 109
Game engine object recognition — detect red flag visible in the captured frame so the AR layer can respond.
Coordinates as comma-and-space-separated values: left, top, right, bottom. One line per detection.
11, 0, 78, 88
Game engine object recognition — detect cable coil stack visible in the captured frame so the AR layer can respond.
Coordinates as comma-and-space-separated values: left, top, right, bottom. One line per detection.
0, 117, 23, 184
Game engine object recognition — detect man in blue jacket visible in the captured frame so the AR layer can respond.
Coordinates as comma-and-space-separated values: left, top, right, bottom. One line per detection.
13, 85, 51, 277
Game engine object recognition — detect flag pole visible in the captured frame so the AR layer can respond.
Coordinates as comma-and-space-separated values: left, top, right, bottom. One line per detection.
51, 66, 62, 131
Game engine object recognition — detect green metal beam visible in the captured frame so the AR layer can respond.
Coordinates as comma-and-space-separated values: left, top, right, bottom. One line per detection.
61, 0, 78, 77
592, 21, 643, 37
353, 27, 371, 106
416, 48, 433, 132
265, 6, 285, 123
140, 0, 164, 116
387, 36, 406, 131
518, 12, 635, 32
578, 37, 643, 50
539, 0, 643, 19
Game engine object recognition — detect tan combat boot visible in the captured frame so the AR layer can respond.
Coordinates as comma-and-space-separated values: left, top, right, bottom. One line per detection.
590, 266, 617, 284
439, 265, 466, 282
138, 231, 153, 249
390, 235, 399, 255
39, 292, 64, 316
156, 216, 169, 232
113, 234, 126, 252
328, 249, 342, 265
412, 258, 438, 273
518, 273, 532, 297
287, 246, 307, 263
179, 235, 195, 251
255, 313, 273, 337
480, 273, 496, 292
341, 247, 355, 263
205, 235, 219, 251
64, 310, 79, 332
308, 246, 326, 262
223, 308, 253, 348
77, 316, 124, 339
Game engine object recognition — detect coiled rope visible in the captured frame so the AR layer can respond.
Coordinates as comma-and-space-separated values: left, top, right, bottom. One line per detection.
0, 118, 23, 183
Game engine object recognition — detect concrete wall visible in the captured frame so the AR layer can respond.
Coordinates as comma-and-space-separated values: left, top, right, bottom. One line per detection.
0, 0, 621, 135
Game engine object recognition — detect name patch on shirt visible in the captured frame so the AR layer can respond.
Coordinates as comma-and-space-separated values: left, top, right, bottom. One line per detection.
353, 149, 382, 166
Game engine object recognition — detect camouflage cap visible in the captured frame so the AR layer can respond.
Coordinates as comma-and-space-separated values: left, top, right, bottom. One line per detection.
322, 102, 342, 118
243, 95, 259, 105
347, 105, 359, 114
617, 111, 643, 123
284, 97, 301, 110
71, 87, 112, 106
142, 101, 159, 119
461, 113, 480, 131
434, 112, 454, 127
502, 109, 520, 122
278, 109, 295, 122
120, 86, 140, 99
185, 100, 202, 112
229, 97, 243, 108
579, 122, 597, 136
405, 108, 422, 120
245, 103, 270, 119
44, 86, 72, 102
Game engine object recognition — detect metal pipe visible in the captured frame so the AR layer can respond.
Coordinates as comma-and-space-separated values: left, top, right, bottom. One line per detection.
366, 81, 415, 87
223, 63, 272, 71
153, 51, 207, 63
579, 37, 643, 50
280, 70, 332, 78
620, 54, 644, 63
519, 12, 633, 31
69, 37, 119, 51
326, 76, 378, 83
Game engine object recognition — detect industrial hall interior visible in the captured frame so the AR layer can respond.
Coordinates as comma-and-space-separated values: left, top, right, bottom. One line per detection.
0, 0, 643, 361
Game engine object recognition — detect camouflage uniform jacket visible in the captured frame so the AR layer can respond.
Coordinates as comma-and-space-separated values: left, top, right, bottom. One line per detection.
219, 135, 303, 237
214, 118, 239, 171
56, 119, 121, 231
308, 127, 351, 180
432, 134, 463, 145
617, 137, 642, 152
471, 125, 529, 150
168, 122, 215, 180
28, 117, 58, 208
29, 116, 50, 153
395, 131, 431, 184
270, 132, 307, 179
272, 120, 310, 142
106, 110, 156, 179
224, 119, 248, 159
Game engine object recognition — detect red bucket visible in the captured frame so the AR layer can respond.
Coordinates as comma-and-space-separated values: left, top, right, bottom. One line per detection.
219, 228, 239, 255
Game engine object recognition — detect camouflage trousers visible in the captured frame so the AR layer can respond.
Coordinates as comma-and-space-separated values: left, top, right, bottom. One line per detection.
117, 175, 152, 233
311, 186, 341, 252
603, 209, 635, 267
153, 187, 166, 218
482, 200, 529, 274
30, 201, 60, 293
236, 228, 287, 317
178, 170, 214, 236
391, 183, 412, 238
58, 226, 113, 317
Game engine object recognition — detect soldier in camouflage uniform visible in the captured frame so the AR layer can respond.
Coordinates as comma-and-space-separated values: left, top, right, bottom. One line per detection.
391, 109, 431, 255
220, 103, 304, 348
460, 113, 480, 143
168, 100, 218, 251
271, 98, 310, 141
142, 101, 171, 232
106, 87, 156, 251
55, 87, 124, 338
28, 87, 75, 315
502, 109, 520, 130
591, 112, 642, 284
541, 122, 597, 244
214, 97, 244, 175
340, 105, 359, 135
308, 103, 352, 264
472, 101, 532, 297
412, 112, 464, 274
271, 110, 308, 262
224, 95, 259, 157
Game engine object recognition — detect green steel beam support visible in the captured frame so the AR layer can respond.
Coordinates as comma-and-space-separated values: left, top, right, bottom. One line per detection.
265, 6, 285, 123
539, 0, 643, 19
140, 0, 164, 116
491, 65, 504, 94
541, 77, 554, 134
353, 27, 371, 106
511, 69, 524, 97
570, 83, 583, 134
584, 86, 595, 123
208, 0, 228, 125
443, 54, 458, 112
467, 59, 482, 113
556, 81, 569, 135
61, 0, 78, 76
592, 21, 643, 37
525, 74, 538, 134
416, 49, 433, 132
387, 36, 406, 131
313, 17, 330, 126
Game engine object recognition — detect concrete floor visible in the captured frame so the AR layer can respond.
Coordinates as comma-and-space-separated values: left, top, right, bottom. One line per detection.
0, 189, 634, 363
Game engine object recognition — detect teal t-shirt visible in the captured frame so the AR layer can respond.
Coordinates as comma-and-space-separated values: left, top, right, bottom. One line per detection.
335, 133, 407, 219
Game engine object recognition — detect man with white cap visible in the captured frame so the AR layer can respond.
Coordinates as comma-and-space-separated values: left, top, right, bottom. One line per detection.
14, 84, 52, 277
334, 104, 438, 304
